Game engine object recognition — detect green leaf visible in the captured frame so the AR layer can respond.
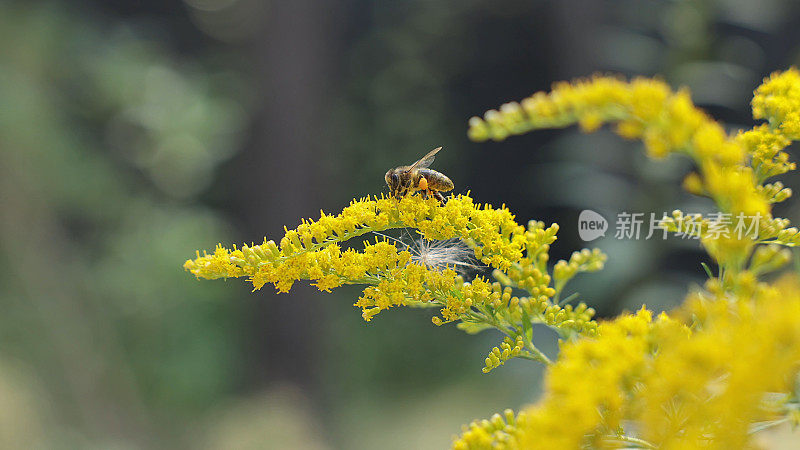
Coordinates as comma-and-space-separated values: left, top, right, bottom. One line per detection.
521, 307, 532, 342
700, 262, 714, 279
456, 321, 494, 334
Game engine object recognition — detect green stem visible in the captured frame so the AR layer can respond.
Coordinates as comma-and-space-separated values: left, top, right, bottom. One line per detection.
601, 434, 657, 449
749, 416, 791, 434
473, 308, 552, 365
557, 291, 580, 307
522, 338, 552, 365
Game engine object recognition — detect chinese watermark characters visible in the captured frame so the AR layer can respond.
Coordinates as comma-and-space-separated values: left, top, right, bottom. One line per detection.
579, 210, 761, 242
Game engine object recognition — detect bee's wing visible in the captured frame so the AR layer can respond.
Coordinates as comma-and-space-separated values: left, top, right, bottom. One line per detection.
409, 147, 442, 170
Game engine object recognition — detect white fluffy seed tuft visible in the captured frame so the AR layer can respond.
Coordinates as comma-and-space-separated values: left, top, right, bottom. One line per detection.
410, 238, 480, 272
373, 232, 481, 273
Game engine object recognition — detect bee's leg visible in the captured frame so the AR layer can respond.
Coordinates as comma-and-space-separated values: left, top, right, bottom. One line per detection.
433, 191, 445, 204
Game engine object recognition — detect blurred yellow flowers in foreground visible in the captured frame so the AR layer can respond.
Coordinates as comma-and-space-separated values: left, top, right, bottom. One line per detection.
188, 69, 800, 448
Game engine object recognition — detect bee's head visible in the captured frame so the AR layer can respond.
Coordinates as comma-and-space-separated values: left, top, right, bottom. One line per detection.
385, 169, 401, 195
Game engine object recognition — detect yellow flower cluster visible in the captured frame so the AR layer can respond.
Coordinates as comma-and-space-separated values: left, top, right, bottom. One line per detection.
758, 216, 800, 246
185, 194, 601, 335
659, 210, 710, 238
430, 275, 597, 341
468, 70, 800, 285
533, 300, 597, 338
455, 70, 800, 449
468, 75, 774, 218
455, 276, 800, 449
482, 336, 525, 373
454, 409, 519, 450
487, 221, 559, 295
475, 221, 602, 339
637, 278, 800, 448
454, 307, 672, 449
757, 181, 792, 204
749, 244, 792, 275
751, 67, 800, 138
737, 125, 796, 183
660, 210, 800, 252
552, 248, 607, 297
516, 308, 673, 450
186, 194, 525, 283
658, 209, 758, 268
457, 278, 597, 339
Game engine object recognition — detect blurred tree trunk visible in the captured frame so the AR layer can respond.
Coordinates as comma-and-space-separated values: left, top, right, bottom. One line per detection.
238, 0, 341, 392
0, 153, 153, 447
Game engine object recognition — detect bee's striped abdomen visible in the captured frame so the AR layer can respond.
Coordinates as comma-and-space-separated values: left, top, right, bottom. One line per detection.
417, 168, 454, 192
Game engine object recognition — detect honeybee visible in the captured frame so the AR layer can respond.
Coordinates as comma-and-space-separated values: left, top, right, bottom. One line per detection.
385, 146, 454, 203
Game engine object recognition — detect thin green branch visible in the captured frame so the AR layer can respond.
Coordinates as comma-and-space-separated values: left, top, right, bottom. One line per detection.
521, 337, 552, 365
601, 434, 657, 449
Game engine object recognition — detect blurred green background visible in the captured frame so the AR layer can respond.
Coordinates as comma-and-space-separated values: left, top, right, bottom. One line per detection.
2, 0, 800, 448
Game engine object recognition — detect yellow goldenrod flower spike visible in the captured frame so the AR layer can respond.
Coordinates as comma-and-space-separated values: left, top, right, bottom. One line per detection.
186, 194, 527, 281
467, 69, 800, 296
752, 67, 800, 138
186, 194, 602, 331
466, 73, 800, 218
454, 278, 800, 448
